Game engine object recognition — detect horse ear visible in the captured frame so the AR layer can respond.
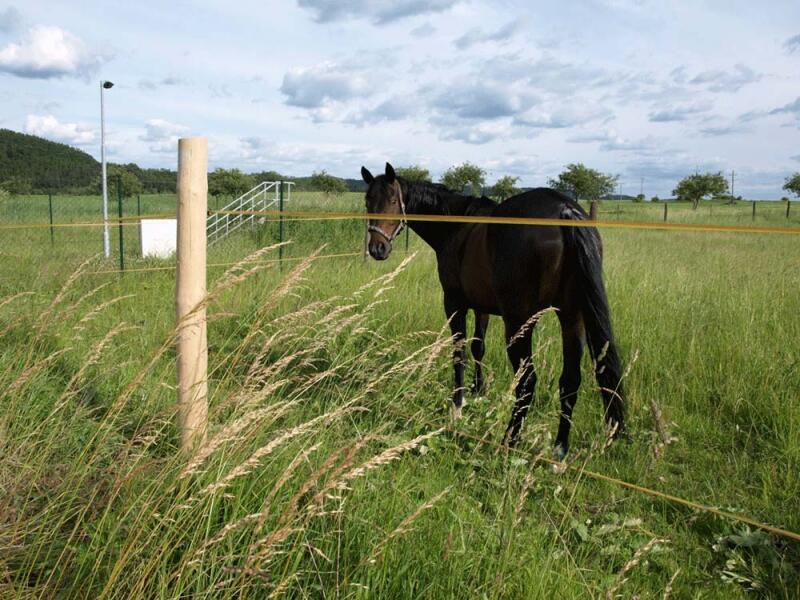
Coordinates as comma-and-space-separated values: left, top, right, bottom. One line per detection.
361, 166, 374, 185
385, 162, 396, 183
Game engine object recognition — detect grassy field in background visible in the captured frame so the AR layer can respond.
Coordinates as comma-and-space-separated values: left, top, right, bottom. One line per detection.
0, 192, 799, 597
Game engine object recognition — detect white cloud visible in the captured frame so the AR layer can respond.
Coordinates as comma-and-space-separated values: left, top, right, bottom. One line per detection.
434, 83, 538, 120
140, 119, 189, 153
296, 0, 460, 24
0, 6, 21, 33
648, 101, 713, 123
784, 34, 800, 54
515, 105, 613, 130
0, 25, 105, 79
24, 114, 95, 145
281, 62, 369, 109
454, 20, 524, 50
689, 64, 761, 93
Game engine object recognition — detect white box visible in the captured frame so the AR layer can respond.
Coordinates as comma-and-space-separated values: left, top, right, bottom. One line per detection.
140, 218, 177, 258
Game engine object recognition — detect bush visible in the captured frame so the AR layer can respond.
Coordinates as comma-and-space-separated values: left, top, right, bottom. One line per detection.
651, 196, 660, 203
310, 170, 348, 196
633, 193, 645, 203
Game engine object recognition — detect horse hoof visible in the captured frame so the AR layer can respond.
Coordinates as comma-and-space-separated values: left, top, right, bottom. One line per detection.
551, 444, 567, 474
450, 404, 463, 421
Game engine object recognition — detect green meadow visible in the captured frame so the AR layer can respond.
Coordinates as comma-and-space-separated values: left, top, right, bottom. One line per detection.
0, 192, 798, 598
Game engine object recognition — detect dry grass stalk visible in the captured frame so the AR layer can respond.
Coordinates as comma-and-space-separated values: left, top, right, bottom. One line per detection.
72, 295, 135, 331
649, 397, 675, 450
267, 572, 297, 599
216, 379, 292, 417
61, 281, 112, 319
364, 486, 451, 566
605, 537, 669, 599
240, 434, 388, 569
213, 242, 287, 291
261, 442, 323, 511
507, 307, 557, 347
197, 402, 363, 498
35, 255, 96, 331
270, 434, 382, 533
56, 322, 135, 409
662, 567, 680, 600
514, 451, 545, 526
0, 291, 34, 314
181, 400, 298, 479
223, 250, 323, 378
352, 252, 416, 299
330, 428, 444, 492
3, 347, 72, 400
110, 328, 178, 415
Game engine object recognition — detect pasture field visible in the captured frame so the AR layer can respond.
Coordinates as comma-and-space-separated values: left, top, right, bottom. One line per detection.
1, 192, 799, 598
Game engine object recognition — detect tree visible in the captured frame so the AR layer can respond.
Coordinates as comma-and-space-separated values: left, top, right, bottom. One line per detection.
0, 128, 99, 193
634, 193, 645, 203
441, 162, 485, 196
672, 172, 728, 209
548, 163, 617, 201
783, 173, 800, 198
95, 165, 143, 198
395, 165, 431, 183
0, 175, 32, 195
651, 195, 660, 203
208, 168, 255, 198
491, 175, 520, 200
310, 170, 348, 196
252, 170, 284, 184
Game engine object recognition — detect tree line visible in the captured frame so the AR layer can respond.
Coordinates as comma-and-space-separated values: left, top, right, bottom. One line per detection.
2, 129, 799, 204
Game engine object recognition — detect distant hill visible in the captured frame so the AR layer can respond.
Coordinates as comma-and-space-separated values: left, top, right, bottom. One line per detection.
0, 128, 100, 193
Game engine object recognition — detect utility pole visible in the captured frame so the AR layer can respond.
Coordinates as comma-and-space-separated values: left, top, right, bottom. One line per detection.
731, 170, 735, 198
100, 80, 115, 258
640, 177, 644, 197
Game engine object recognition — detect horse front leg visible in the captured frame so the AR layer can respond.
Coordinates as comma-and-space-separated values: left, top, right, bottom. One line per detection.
470, 311, 489, 396
445, 297, 468, 420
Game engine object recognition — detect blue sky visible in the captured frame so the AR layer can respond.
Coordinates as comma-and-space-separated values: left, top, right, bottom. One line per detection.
1, 0, 799, 197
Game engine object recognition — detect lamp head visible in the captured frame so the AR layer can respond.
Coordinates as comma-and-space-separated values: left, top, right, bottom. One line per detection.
102, 81, 114, 89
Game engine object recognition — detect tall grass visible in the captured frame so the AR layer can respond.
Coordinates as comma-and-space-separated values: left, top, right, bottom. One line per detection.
1, 196, 799, 597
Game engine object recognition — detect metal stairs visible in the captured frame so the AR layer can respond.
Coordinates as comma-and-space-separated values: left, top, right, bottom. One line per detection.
206, 181, 292, 245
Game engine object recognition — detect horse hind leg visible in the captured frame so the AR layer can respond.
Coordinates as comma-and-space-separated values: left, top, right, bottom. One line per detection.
554, 311, 586, 461
589, 330, 626, 438
503, 316, 537, 446
470, 311, 489, 396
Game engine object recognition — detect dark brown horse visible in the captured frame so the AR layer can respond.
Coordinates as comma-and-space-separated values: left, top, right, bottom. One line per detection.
361, 163, 625, 459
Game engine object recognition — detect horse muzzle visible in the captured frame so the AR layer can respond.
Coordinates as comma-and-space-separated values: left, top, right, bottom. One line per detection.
368, 238, 391, 260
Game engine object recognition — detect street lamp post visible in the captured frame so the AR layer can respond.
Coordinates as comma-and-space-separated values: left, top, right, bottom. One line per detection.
100, 80, 114, 258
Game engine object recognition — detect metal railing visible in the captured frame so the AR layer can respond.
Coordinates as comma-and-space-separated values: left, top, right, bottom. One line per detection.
206, 181, 293, 245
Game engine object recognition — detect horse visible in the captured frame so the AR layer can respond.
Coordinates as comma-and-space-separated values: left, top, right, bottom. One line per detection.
361, 163, 626, 459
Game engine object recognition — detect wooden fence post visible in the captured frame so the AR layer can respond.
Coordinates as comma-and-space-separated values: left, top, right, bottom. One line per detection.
176, 137, 208, 453
752, 201, 756, 221
663, 203, 668, 222
589, 200, 598, 220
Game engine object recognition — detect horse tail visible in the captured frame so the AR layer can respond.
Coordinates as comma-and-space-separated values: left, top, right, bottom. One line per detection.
560, 205, 625, 433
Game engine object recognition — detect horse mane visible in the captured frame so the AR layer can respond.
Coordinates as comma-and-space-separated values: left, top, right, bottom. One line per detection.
403, 179, 497, 216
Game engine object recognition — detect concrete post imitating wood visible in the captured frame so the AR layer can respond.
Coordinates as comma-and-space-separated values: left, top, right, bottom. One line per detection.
176, 137, 208, 452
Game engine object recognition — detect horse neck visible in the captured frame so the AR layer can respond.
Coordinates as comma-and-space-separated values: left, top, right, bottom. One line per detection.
401, 180, 474, 251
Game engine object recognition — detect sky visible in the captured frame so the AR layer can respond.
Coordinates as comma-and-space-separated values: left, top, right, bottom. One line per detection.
1, 0, 799, 198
